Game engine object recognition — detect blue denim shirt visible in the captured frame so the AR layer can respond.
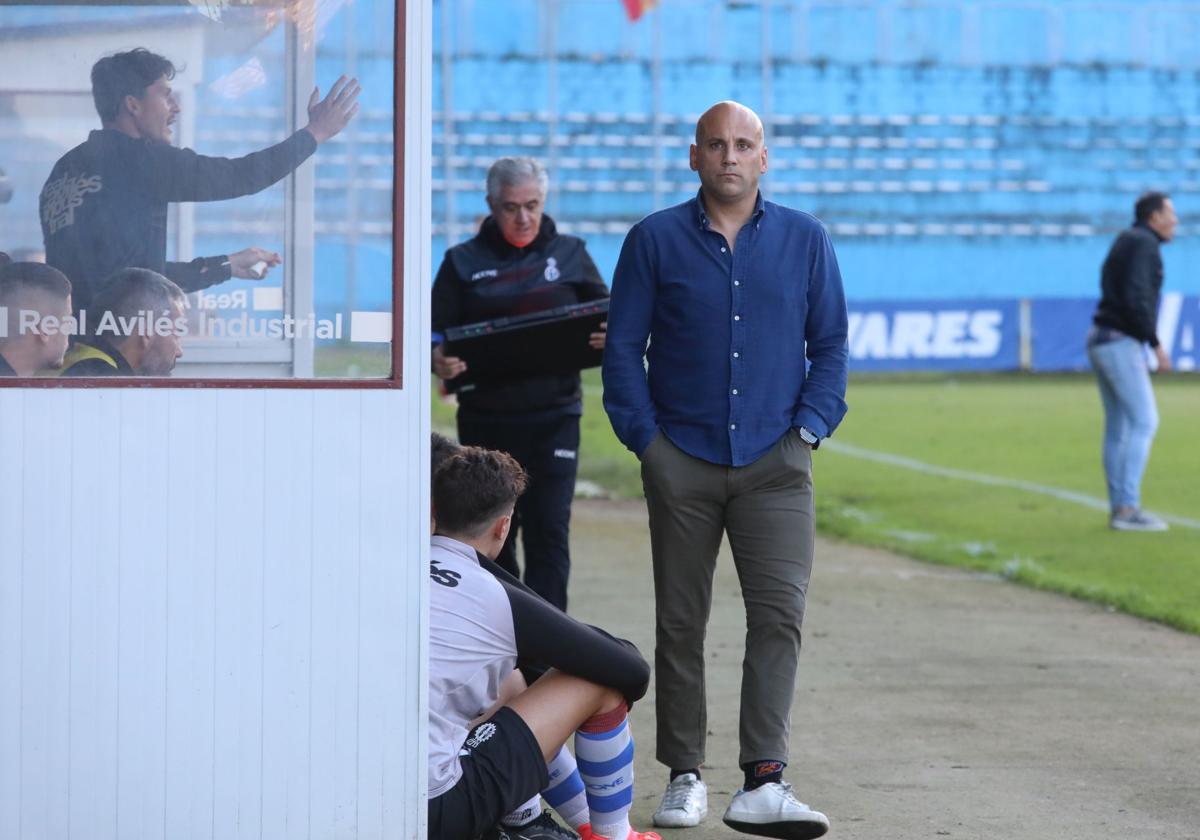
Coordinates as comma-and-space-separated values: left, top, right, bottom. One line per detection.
602, 192, 849, 467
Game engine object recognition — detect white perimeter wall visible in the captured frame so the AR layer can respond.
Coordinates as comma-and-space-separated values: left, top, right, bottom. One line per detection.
0, 3, 433, 838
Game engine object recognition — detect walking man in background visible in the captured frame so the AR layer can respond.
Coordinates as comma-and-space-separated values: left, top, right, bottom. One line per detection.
1087, 191, 1176, 532
602, 100, 848, 838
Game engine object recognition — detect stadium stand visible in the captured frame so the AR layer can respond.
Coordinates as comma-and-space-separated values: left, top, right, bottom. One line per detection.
4, 0, 1199, 313
426, 0, 1200, 304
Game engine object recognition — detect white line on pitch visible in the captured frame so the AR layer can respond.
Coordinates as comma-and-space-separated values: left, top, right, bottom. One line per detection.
824, 440, 1200, 531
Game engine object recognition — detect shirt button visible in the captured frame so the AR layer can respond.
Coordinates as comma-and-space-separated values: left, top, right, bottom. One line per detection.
720, 246, 727, 253
732, 389, 739, 395
734, 280, 740, 286
734, 315, 741, 321
730, 424, 737, 430
733, 352, 740, 358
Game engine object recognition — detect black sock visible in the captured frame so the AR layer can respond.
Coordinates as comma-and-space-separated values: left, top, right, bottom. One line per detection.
742, 760, 785, 790
670, 767, 701, 782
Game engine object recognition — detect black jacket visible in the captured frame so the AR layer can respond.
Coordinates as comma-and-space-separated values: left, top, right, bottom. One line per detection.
1094, 223, 1165, 347
58, 337, 136, 376
41, 128, 317, 311
432, 215, 608, 416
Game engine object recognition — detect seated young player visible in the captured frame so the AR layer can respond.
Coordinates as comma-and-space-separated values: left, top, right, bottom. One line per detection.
431, 433, 596, 839
429, 446, 660, 840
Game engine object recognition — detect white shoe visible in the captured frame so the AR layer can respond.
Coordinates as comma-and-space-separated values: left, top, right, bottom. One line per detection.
652, 773, 708, 828
722, 782, 829, 839
1110, 507, 1169, 532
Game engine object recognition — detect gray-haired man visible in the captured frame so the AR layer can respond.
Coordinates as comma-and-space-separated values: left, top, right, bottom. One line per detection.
431, 157, 610, 612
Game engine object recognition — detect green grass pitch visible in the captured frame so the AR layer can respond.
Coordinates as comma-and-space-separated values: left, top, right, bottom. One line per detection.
434, 370, 1200, 634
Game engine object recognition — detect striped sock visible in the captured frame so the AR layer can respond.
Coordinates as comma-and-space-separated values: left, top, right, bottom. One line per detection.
575, 705, 634, 839
543, 746, 589, 829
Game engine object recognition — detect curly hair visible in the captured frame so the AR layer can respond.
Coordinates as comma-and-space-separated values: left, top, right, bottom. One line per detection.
91, 48, 177, 123
433, 446, 528, 538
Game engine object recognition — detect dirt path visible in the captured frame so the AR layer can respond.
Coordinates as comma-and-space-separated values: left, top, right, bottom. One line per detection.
567, 500, 1200, 840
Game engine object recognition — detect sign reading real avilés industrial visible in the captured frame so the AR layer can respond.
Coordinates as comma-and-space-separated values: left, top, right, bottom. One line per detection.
0, 0, 397, 382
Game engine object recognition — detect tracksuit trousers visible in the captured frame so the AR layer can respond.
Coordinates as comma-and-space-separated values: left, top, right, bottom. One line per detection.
457, 410, 580, 611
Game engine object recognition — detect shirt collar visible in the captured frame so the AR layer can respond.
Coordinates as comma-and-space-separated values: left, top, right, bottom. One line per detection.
694, 190, 766, 228
1134, 221, 1166, 243
91, 128, 147, 148
431, 534, 481, 563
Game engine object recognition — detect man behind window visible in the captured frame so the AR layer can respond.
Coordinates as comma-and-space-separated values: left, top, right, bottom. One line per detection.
60, 267, 185, 377
0, 261, 73, 376
41, 48, 361, 311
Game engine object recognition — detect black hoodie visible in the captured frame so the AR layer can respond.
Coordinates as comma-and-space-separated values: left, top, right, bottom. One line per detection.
1094, 222, 1166, 348
432, 215, 608, 416
41, 128, 316, 311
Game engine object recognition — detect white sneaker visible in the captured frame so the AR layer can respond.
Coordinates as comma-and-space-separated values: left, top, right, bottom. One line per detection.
652, 773, 708, 828
722, 782, 829, 839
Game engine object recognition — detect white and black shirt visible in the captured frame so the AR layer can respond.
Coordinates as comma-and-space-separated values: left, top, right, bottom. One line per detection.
427, 535, 649, 799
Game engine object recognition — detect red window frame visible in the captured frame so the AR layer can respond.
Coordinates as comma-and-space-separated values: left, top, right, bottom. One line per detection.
0, 0, 406, 390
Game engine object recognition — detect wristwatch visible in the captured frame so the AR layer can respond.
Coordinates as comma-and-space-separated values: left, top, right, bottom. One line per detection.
797, 426, 819, 447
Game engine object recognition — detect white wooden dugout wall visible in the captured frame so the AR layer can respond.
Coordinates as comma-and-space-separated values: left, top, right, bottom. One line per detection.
0, 2, 433, 837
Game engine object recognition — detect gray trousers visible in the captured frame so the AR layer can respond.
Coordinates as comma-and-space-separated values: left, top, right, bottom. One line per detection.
640, 429, 815, 770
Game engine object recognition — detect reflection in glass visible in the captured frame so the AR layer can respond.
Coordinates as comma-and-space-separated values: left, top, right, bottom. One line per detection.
58, 268, 186, 377
0, 0, 395, 380
0, 260, 74, 377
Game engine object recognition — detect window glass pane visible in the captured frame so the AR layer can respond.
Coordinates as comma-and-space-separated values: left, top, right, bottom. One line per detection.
0, 0, 396, 382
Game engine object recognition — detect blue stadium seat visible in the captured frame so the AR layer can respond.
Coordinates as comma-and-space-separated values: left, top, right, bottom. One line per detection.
45, 0, 1192, 306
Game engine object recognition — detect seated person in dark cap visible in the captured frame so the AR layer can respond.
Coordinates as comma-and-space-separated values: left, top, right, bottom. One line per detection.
60, 267, 185, 376
0, 261, 73, 377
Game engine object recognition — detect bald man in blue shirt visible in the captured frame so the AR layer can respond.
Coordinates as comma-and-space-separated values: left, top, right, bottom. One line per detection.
603, 101, 848, 839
